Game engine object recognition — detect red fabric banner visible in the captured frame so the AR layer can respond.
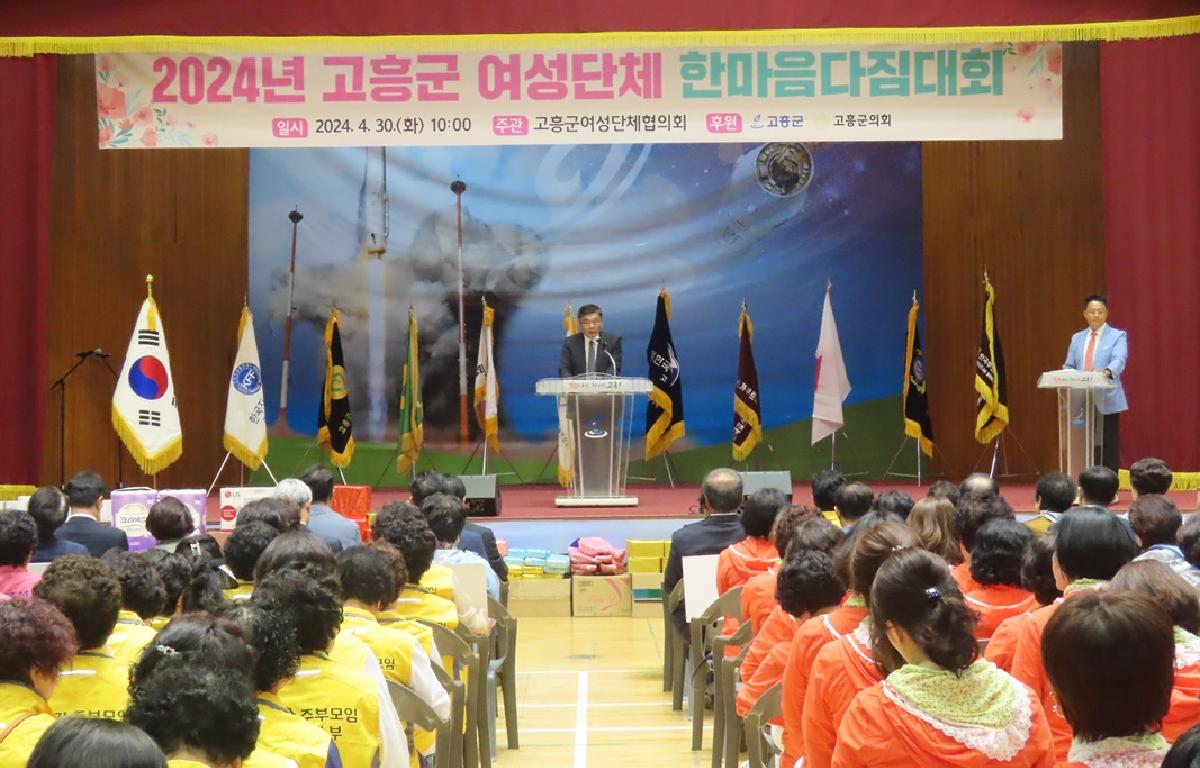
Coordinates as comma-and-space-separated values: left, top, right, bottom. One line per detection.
1101, 35, 1200, 470
0, 55, 54, 483
1, 0, 1197, 37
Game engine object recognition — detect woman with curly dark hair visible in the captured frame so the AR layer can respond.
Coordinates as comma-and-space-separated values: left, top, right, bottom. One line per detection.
983, 533, 1060, 674
126, 663, 262, 768
141, 550, 191, 630
832, 549, 1055, 767
32, 555, 127, 720
0, 598, 78, 765
144, 497, 195, 552
223, 603, 343, 768
0, 510, 42, 598
371, 503, 458, 629
100, 551, 165, 665
253, 570, 406, 768
28, 717, 166, 768
130, 612, 327, 768
962, 519, 1037, 641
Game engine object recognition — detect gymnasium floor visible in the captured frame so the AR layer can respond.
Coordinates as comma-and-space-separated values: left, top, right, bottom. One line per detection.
495, 614, 709, 768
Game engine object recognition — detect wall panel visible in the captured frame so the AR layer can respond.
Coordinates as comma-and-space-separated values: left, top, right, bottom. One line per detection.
922, 43, 1105, 480
42, 55, 249, 489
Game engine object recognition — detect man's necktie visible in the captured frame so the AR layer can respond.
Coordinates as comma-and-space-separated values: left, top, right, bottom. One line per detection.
1083, 330, 1098, 370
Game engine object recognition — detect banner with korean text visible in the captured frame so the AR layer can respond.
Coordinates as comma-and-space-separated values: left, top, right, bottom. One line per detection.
95, 43, 1062, 148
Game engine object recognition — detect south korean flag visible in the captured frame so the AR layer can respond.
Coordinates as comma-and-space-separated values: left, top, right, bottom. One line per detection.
112, 278, 182, 474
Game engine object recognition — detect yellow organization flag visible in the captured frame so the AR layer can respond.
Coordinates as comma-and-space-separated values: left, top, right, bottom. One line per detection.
473, 299, 500, 452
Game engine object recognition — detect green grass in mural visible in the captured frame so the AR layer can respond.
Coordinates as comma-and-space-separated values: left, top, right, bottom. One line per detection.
250, 395, 927, 487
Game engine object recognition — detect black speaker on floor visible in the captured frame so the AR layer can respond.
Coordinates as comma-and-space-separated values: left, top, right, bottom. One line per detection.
457, 474, 501, 517
738, 470, 793, 502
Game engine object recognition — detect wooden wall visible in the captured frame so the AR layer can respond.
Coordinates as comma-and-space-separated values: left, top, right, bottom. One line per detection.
41, 46, 1104, 487
922, 43, 1105, 480
42, 55, 248, 489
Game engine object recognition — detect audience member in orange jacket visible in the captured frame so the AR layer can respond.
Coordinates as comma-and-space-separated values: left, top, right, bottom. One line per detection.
1010, 509, 1137, 762
962, 520, 1037, 640
736, 550, 842, 718
985, 533, 1061, 671
742, 514, 843, 677
716, 488, 787, 595
780, 518, 919, 768
1110, 560, 1200, 741
800, 518, 925, 768
832, 549, 1055, 768
740, 505, 820, 635
951, 491, 1016, 595
1041, 590, 1172, 767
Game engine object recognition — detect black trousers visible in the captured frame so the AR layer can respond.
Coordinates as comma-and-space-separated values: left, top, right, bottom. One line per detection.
1097, 412, 1120, 471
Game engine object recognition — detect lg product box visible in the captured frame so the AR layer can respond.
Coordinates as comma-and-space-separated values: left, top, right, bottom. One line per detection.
572, 573, 633, 617
218, 486, 275, 530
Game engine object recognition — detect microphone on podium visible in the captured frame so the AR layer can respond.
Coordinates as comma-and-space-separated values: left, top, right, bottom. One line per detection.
597, 337, 618, 376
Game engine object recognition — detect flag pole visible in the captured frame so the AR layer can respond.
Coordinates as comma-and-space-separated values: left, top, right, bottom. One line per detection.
480, 296, 489, 475
452, 179, 469, 446
278, 208, 303, 434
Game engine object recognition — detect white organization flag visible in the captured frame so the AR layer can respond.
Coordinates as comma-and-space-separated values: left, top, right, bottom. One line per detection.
112, 280, 183, 474
473, 301, 500, 452
223, 306, 268, 469
812, 284, 852, 445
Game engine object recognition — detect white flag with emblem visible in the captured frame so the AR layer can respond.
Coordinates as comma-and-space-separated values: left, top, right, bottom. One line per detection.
223, 306, 268, 469
112, 277, 183, 474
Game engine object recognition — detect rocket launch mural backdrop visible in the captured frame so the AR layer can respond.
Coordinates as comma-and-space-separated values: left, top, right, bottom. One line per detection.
247, 142, 922, 456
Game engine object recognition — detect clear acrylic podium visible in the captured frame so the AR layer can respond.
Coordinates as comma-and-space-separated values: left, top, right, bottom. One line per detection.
1037, 370, 1117, 477
535, 376, 652, 507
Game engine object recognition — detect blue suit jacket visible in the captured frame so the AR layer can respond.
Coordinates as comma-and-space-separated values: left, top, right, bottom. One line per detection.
1063, 324, 1128, 414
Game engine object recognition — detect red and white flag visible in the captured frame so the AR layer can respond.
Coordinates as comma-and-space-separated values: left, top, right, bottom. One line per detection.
812, 283, 851, 445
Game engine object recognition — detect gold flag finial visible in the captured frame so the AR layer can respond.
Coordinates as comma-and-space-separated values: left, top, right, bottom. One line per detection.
145, 274, 154, 298
912, 289, 918, 303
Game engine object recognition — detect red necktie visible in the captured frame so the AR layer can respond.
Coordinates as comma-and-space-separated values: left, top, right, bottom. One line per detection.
1083, 330, 1097, 370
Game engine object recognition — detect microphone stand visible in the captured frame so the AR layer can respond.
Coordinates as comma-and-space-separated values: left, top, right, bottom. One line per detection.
48, 352, 123, 488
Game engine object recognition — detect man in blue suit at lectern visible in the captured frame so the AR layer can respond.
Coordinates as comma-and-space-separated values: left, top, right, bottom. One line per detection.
1063, 294, 1127, 471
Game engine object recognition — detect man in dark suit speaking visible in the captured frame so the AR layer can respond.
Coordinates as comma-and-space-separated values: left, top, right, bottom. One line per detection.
558, 303, 622, 377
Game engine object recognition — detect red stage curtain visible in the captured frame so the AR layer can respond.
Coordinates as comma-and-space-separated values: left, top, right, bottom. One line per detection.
1101, 35, 1200, 470
1, 0, 1197, 37
0, 55, 54, 483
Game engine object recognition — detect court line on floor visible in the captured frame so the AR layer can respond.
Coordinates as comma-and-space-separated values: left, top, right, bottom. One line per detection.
518, 667, 659, 676
573, 671, 589, 768
517, 701, 674, 709
525, 725, 711, 734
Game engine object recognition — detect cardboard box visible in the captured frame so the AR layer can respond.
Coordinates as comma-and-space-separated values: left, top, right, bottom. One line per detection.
631, 571, 665, 602
110, 487, 158, 552
632, 600, 663, 619
218, 487, 275, 530
628, 556, 663, 573
626, 539, 669, 558
159, 489, 207, 534
572, 573, 633, 617
508, 576, 571, 617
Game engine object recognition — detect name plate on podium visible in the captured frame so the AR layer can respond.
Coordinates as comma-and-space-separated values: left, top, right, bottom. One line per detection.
1037, 369, 1115, 389
535, 378, 653, 395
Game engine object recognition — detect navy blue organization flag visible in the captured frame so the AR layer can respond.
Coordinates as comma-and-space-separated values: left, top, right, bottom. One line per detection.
645, 288, 685, 460
974, 277, 1009, 444
316, 309, 355, 467
902, 295, 934, 457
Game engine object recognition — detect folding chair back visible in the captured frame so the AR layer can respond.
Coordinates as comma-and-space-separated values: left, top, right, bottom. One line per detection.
387, 679, 452, 767
689, 586, 743, 751
743, 682, 783, 768
712, 620, 753, 768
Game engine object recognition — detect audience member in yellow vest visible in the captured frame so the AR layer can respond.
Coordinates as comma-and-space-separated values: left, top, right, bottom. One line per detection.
223, 602, 345, 768
225, 522, 280, 602
31, 555, 128, 719
1027, 472, 1079, 535
423, 494, 501, 601
130, 612, 325, 768
28, 716, 167, 768
372, 504, 459, 629
253, 532, 385, 678
143, 550, 192, 630
338, 545, 452, 761
127, 662, 266, 768
255, 570, 410, 768
811, 469, 848, 527
0, 597, 78, 766
367, 543, 437, 659
100, 550, 166, 665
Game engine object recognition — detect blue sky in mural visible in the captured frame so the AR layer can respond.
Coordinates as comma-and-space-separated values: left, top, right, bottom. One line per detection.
248, 141, 922, 447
